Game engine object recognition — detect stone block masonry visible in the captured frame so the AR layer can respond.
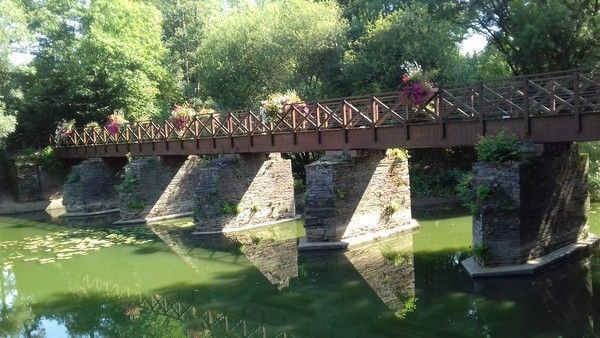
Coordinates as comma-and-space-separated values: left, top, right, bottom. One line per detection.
471, 142, 590, 267
63, 158, 125, 213
118, 155, 202, 221
303, 150, 417, 247
194, 153, 295, 233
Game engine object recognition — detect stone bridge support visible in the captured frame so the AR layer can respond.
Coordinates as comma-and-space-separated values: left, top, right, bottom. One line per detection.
462, 143, 599, 277
193, 153, 296, 234
300, 150, 418, 250
62, 157, 125, 217
116, 155, 202, 223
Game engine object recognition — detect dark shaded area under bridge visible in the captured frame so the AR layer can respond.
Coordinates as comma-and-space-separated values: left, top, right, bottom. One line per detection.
53, 69, 600, 158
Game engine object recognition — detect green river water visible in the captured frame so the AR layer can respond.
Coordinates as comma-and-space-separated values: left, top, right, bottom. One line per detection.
2, 204, 600, 337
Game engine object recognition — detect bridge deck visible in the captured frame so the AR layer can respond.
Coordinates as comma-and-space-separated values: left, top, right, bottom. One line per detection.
54, 69, 600, 158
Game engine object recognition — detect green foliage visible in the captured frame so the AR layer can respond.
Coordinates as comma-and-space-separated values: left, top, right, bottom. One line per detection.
579, 142, 600, 201
411, 168, 466, 198
127, 199, 145, 210
471, 243, 490, 264
67, 171, 80, 183
395, 296, 418, 320
388, 148, 410, 162
383, 202, 401, 215
116, 170, 140, 193
455, 171, 474, 207
38, 146, 62, 174
293, 178, 305, 194
381, 248, 407, 266
19, 0, 179, 133
250, 204, 259, 213
470, 0, 600, 74
341, 3, 465, 94
220, 201, 240, 215
475, 132, 522, 163
455, 173, 492, 214
196, 0, 348, 109
334, 189, 348, 200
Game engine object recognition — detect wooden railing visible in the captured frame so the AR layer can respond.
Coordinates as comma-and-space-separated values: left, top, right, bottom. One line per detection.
53, 69, 600, 148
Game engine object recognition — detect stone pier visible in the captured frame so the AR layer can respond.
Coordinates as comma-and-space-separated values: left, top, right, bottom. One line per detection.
462, 143, 600, 276
300, 149, 418, 250
116, 155, 202, 223
193, 153, 296, 234
62, 158, 125, 215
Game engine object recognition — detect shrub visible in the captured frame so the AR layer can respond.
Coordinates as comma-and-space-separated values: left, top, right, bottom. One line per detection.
475, 132, 522, 162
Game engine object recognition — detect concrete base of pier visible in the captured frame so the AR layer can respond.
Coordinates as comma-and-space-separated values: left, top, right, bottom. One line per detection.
462, 234, 600, 277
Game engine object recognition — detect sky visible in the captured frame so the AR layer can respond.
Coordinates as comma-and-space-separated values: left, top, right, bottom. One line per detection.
460, 32, 488, 55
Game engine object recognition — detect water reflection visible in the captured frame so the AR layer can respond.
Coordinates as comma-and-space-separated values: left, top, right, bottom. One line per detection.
344, 233, 416, 318
3, 211, 600, 337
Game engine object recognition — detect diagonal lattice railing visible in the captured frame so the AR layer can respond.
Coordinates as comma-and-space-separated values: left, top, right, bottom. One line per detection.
53, 69, 600, 148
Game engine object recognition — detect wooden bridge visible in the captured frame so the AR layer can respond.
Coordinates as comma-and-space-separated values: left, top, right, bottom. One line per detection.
52, 68, 600, 158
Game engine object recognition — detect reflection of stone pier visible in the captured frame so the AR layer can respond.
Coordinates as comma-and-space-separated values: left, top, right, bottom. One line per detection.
344, 233, 415, 315
224, 225, 299, 290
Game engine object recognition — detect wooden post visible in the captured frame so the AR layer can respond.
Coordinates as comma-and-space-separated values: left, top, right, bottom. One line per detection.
574, 70, 582, 133
523, 77, 530, 135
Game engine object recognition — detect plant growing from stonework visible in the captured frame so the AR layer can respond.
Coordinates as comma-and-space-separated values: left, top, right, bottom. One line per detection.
395, 296, 418, 320
383, 202, 401, 216
67, 171, 80, 183
475, 131, 523, 162
250, 204, 260, 213
471, 243, 490, 264
220, 201, 240, 215
455, 173, 493, 214
388, 148, 410, 162
127, 199, 145, 210
116, 170, 140, 193
381, 248, 407, 266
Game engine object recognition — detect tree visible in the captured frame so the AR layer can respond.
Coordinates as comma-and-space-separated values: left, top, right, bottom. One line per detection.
195, 0, 348, 109
18, 0, 179, 134
159, 0, 222, 99
0, 0, 30, 141
340, 2, 467, 94
470, 0, 600, 75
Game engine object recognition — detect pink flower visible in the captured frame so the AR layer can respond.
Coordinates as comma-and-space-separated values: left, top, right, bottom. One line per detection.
106, 122, 119, 136
402, 74, 410, 83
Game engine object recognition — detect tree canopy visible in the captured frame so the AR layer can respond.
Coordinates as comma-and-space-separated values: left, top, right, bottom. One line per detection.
0, 0, 596, 140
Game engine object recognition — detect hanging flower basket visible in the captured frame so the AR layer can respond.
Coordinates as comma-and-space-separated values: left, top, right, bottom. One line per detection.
260, 90, 303, 122
105, 113, 129, 137
398, 72, 437, 107
55, 119, 76, 140
169, 104, 197, 132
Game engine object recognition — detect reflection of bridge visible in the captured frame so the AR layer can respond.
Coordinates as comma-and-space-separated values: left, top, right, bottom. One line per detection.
74, 275, 293, 337
54, 69, 600, 158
